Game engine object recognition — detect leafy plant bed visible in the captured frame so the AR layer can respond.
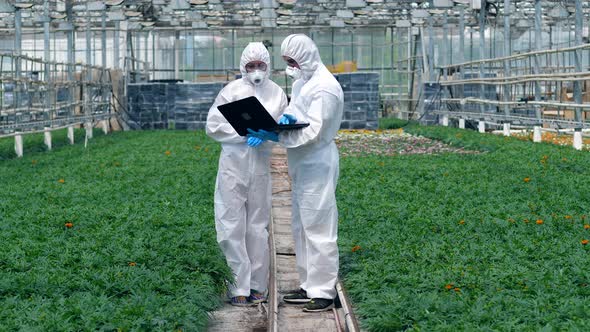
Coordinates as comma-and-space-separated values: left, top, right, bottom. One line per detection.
0, 130, 230, 331
338, 125, 590, 331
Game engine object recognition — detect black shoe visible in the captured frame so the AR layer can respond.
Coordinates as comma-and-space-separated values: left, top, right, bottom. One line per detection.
283, 288, 311, 304
303, 298, 334, 312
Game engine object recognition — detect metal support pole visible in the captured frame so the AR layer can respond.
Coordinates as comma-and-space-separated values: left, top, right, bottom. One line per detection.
478, 0, 486, 114
533, 0, 542, 121
459, 7, 465, 113
43, 0, 51, 123
66, 0, 74, 118
442, 13, 449, 95
187, 31, 194, 79
533, 126, 542, 142
15, 132, 23, 158
397, 28, 403, 117
15, 9, 22, 78
407, 26, 412, 109
574, 0, 583, 122
503, 0, 511, 118
573, 128, 583, 150
85, 6, 92, 133
174, 31, 180, 80
68, 126, 75, 144
145, 31, 149, 68
427, 14, 435, 82
114, 21, 120, 69
135, 32, 141, 62
101, 11, 107, 67
44, 127, 52, 150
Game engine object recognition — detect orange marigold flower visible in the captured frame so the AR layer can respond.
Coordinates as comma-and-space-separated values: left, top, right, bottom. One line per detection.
458, 220, 465, 225
453, 287, 461, 292
565, 215, 573, 220
536, 219, 544, 225
351, 245, 361, 253
584, 224, 590, 230
523, 177, 530, 183
128, 262, 137, 266
582, 240, 589, 245
58, 178, 65, 183
445, 284, 453, 290
165, 150, 171, 156
64, 222, 73, 228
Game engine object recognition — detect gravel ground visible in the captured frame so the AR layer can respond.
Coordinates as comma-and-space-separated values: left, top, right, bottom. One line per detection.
335, 129, 480, 157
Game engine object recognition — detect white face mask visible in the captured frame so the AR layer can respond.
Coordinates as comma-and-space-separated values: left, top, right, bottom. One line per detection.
285, 66, 302, 80
248, 70, 265, 86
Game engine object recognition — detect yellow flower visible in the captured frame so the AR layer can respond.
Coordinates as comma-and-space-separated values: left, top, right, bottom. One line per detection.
165, 150, 171, 156
523, 177, 530, 183
458, 220, 465, 225
584, 224, 590, 230
58, 179, 65, 183
565, 215, 573, 220
128, 262, 137, 267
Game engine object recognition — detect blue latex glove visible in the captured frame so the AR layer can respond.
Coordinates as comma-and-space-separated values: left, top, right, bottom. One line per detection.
278, 113, 297, 125
247, 136, 264, 147
247, 128, 279, 142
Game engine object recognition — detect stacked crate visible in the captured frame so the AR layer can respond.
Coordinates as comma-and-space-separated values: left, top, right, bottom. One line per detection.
335, 72, 379, 129
127, 82, 224, 130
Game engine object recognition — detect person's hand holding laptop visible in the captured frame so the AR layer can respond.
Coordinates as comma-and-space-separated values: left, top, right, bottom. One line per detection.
217, 96, 309, 146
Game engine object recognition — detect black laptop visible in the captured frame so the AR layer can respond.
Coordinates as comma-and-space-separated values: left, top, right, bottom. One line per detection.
217, 96, 309, 136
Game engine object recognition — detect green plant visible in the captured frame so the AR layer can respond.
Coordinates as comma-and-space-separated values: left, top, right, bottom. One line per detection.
0, 130, 230, 331
338, 125, 590, 331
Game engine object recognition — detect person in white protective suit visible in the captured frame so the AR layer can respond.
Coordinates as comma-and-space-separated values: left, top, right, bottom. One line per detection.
247, 34, 344, 312
206, 42, 288, 306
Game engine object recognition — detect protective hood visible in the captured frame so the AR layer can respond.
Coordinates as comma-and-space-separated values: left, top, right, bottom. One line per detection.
281, 34, 322, 81
240, 42, 271, 85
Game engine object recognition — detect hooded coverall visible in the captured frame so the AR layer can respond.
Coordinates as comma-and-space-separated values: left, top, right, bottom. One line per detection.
279, 34, 344, 300
206, 42, 288, 297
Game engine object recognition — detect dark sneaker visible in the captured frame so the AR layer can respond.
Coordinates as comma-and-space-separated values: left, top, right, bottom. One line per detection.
283, 288, 311, 304
231, 296, 254, 307
303, 298, 334, 312
248, 289, 267, 304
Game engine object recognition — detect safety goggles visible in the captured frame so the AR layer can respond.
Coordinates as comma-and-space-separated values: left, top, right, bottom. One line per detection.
245, 61, 268, 73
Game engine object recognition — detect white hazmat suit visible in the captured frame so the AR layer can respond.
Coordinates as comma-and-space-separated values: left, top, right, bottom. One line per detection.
280, 34, 344, 300
206, 42, 288, 297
